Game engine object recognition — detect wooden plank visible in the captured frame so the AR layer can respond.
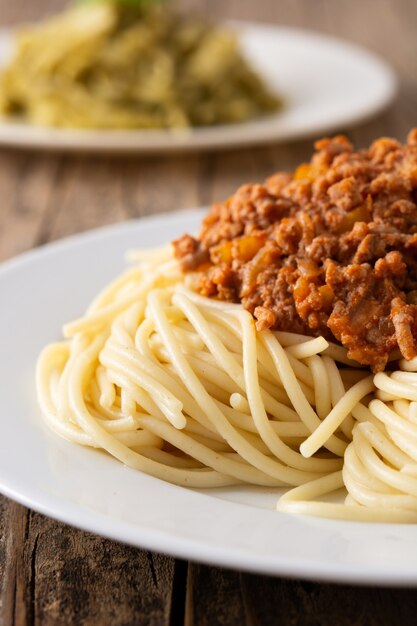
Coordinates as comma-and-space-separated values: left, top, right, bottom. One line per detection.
0, 499, 179, 626
0, 501, 32, 626
0, 0, 65, 25
0, 150, 63, 261
185, 565, 417, 626
185, 565, 247, 626
239, 574, 417, 626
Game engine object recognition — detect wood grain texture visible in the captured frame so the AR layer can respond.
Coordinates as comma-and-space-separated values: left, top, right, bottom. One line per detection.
185, 565, 417, 626
0, 0, 416, 624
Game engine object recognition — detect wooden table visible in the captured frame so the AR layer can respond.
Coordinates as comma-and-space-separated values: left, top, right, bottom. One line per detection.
1, 1, 417, 624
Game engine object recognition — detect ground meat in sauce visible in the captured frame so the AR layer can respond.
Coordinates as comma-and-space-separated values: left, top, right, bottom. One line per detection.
173, 129, 417, 372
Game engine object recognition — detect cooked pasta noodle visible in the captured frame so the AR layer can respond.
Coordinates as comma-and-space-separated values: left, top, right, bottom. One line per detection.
36, 247, 417, 522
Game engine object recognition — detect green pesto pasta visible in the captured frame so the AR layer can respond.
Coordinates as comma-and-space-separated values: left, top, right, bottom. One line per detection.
0, 3, 281, 129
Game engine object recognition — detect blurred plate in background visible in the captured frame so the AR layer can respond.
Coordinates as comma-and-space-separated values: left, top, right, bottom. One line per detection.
0, 23, 397, 152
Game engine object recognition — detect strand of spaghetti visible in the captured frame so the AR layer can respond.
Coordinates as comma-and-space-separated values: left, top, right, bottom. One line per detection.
323, 344, 362, 367
391, 398, 417, 426
91, 373, 134, 421
230, 392, 250, 413
374, 372, 417, 401
273, 331, 316, 346
196, 316, 243, 354
194, 377, 230, 404
353, 424, 417, 495
278, 470, 344, 505
264, 352, 312, 389
391, 371, 417, 387
343, 478, 417, 513
279, 499, 417, 522
343, 443, 395, 493
409, 401, 417, 422
190, 424, 279, 459
228, 388, 298, 424
137, 415, 285, 486
105, 367, 173, 422
37, 343, 95, 445
392, 399, 416, 421
111, 301, 144, 345
368, 402, 417, 463
343, 448, 417, 511
284, 352, 315, 390
286, 336, 329, 359
170, 293, 308, 410
324, 355, 345, 405
369, 400, 417, 448
175, 347, 299, 409
300, 376, 374, 458
106, 340, 225, 435
172, 327, 206, 351
385, 427, 417, 463
410, 402, 417, 421
65, 284, 149, 336
90, 386, 123, 420
87, 266, 144, 312
121, 388, 136, 417
111, 431, 162, 447
126, 245, 173, 263
184, 353, 302, 421
175, 415, 224, 444
205, 309, 290, 384
190, 298, 313, 395
64, 262, 179, 337
147, 289, 327, 485
239, 310, 342, 473
176, 284, 242, 311
137, 446, 205, 469
203, 306, 315, 390
66, 335, 242, 487
217, 400, 307, 436
376, 390, 399, 402
185, 355, 241, 394
305, 355, 332, 419
96, 365, 116, 409
188, 432, 233, 453
279, 464, 417, 521
351, 402, 379, 427
94, 415, 139, 432
224, 312, 316, 390
176, 347, 293, 404
100, 344, 186, 429
172, 292, 247, 387
56, 333, 98, 418
403, 465, 417, 477
275, 331, 359, 368
260, 331, 347, 456
134, 317, 159, 360
399, 356, 417, 372
322, 355, 354, 438
37, 344, 164, 449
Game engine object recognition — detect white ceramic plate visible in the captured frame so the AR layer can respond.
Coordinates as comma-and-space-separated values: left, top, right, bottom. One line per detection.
0, 210, 416, 586
0, 23, 397, 153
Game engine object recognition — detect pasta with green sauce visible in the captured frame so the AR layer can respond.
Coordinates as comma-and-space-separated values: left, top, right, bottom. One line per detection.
0, 0, 282, 129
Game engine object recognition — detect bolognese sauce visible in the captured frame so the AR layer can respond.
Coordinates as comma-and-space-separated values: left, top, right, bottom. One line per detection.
173, 130, 417, 372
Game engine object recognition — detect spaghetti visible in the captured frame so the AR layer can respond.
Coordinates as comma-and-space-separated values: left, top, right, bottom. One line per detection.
36, 248, 417, 523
